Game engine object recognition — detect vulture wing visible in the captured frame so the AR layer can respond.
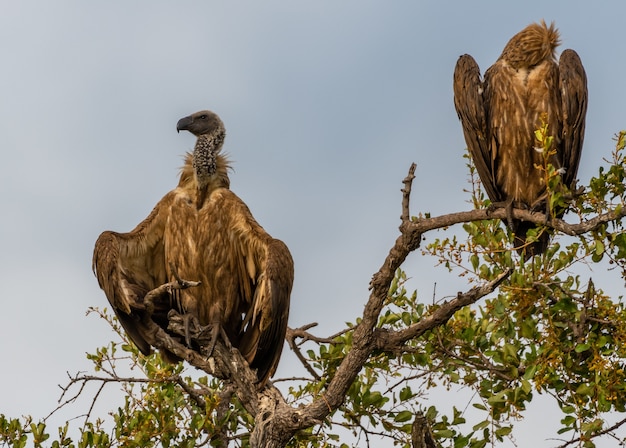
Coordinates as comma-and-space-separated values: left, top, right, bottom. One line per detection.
453, 54, 501, 203
92, 192, 174, 356
209, 190, 293, 385
559, 49, 588, 189
239, 236, 293, 385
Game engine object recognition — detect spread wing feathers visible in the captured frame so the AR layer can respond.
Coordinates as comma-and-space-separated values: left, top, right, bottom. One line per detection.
92, 192, 174, 355
559, 49, 588, 188
94, 184, 293, 384
210, 190, 293, 384
453, 54, 502, 203
164, 188, 293, 385
239, 238, 293, 384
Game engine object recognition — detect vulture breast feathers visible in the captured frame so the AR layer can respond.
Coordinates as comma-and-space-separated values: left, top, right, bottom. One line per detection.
93, 110, 294, 386
453, 20, 587, 256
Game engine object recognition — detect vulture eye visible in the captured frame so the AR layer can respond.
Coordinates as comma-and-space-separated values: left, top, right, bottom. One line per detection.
200, 115, 208, 120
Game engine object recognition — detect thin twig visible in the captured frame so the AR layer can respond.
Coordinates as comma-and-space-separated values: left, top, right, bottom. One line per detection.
554, 416, 626, 448
286, 327, 321, 380
402, 163, 417, 223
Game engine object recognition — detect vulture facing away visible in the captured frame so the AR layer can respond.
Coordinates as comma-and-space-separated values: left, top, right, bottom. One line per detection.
93, 110, 294, 386
453, 20, 587, 256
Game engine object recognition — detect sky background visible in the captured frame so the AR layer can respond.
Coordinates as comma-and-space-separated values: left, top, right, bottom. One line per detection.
1, 1, 625, 446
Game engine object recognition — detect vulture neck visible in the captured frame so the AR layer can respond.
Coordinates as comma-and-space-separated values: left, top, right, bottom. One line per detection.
178, 135, 230, 208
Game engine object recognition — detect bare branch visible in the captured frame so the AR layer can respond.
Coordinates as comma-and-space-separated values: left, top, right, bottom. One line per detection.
49, 371, 186, 422
402, 163, 417, 223
286, 327, 322, 380
402, 203, 626, 239
287, 323, 350, 345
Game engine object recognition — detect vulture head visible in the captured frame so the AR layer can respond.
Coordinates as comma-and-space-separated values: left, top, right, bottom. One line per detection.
499, 20, 560, 69
177, 110, 228, 208
177, 110, 225, 137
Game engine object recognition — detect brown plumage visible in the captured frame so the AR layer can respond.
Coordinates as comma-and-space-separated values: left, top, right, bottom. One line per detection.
453, 20, 587, 256
93, 110, 293, 385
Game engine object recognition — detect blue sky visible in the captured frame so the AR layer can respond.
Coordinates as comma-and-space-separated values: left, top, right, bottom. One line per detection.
1, 2, 625, 446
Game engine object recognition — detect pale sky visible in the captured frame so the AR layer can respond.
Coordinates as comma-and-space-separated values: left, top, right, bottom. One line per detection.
1, 2, 625, 446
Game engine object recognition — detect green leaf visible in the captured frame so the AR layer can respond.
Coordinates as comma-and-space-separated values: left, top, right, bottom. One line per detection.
495, 426, 512, 438
472, 419, 490, 431
399, 386, 413, 402
575, 383, 594, 396
575, 343, 591, 353
394, 411, 413, 423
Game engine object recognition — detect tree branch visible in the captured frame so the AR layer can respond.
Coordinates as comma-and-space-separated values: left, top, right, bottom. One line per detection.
242, 163, 626, 445
274, 164, 511, 439
402, 203, 626, 239
142, 310, 261, 417
402, 163, 417, 223
378, 268, 511, 350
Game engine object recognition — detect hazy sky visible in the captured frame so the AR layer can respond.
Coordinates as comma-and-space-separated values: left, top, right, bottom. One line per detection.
1, 2, 625, 446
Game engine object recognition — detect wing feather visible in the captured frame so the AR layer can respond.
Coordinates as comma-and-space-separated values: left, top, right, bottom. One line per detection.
242, 239, 293, 384
92, 192, 174, 355
168, 188, 293, 385
224, 193, 294, 385
453, 54, 501, 202
559, 49, 588, 188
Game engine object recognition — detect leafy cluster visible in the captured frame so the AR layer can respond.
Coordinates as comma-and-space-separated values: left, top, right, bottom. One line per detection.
1, 309, 254, 448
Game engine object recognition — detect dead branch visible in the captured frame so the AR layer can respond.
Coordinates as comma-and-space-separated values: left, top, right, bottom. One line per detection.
402, 202, 626, 239
285, 324, 354, 380
402, 163, 417, 223
286, 326, 322, 381
287, 323, 350, 345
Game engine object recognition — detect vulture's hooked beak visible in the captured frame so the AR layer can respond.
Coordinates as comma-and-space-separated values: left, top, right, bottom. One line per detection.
176, 115, 193, 133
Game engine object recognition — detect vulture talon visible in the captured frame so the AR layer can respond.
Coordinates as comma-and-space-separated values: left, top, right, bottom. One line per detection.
182, 313, 198, 348
202, 323, 234, 358
486, 199, 518, 230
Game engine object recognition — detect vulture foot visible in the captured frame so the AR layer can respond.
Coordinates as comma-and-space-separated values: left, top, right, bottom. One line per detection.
202, 323, 233, 358
487, 198, 527, 230
529, 201, 551, 225
165, 311, 233, 357
181, 313, 201, 348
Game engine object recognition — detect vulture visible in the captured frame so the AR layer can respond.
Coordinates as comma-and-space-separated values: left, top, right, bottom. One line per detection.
453, 20, 587, 256
92, 110, 294, 386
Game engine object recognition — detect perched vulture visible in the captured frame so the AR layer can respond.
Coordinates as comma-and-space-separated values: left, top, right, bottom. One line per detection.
93, 110, 294, 385
453, 20, 587, 256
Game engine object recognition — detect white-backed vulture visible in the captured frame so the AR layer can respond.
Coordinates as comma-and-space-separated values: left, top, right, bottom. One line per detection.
453, 20, 587, 256
93, 110, 294, 385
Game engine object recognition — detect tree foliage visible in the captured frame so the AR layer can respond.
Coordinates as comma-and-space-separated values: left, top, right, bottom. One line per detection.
3, 131, 626, 448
